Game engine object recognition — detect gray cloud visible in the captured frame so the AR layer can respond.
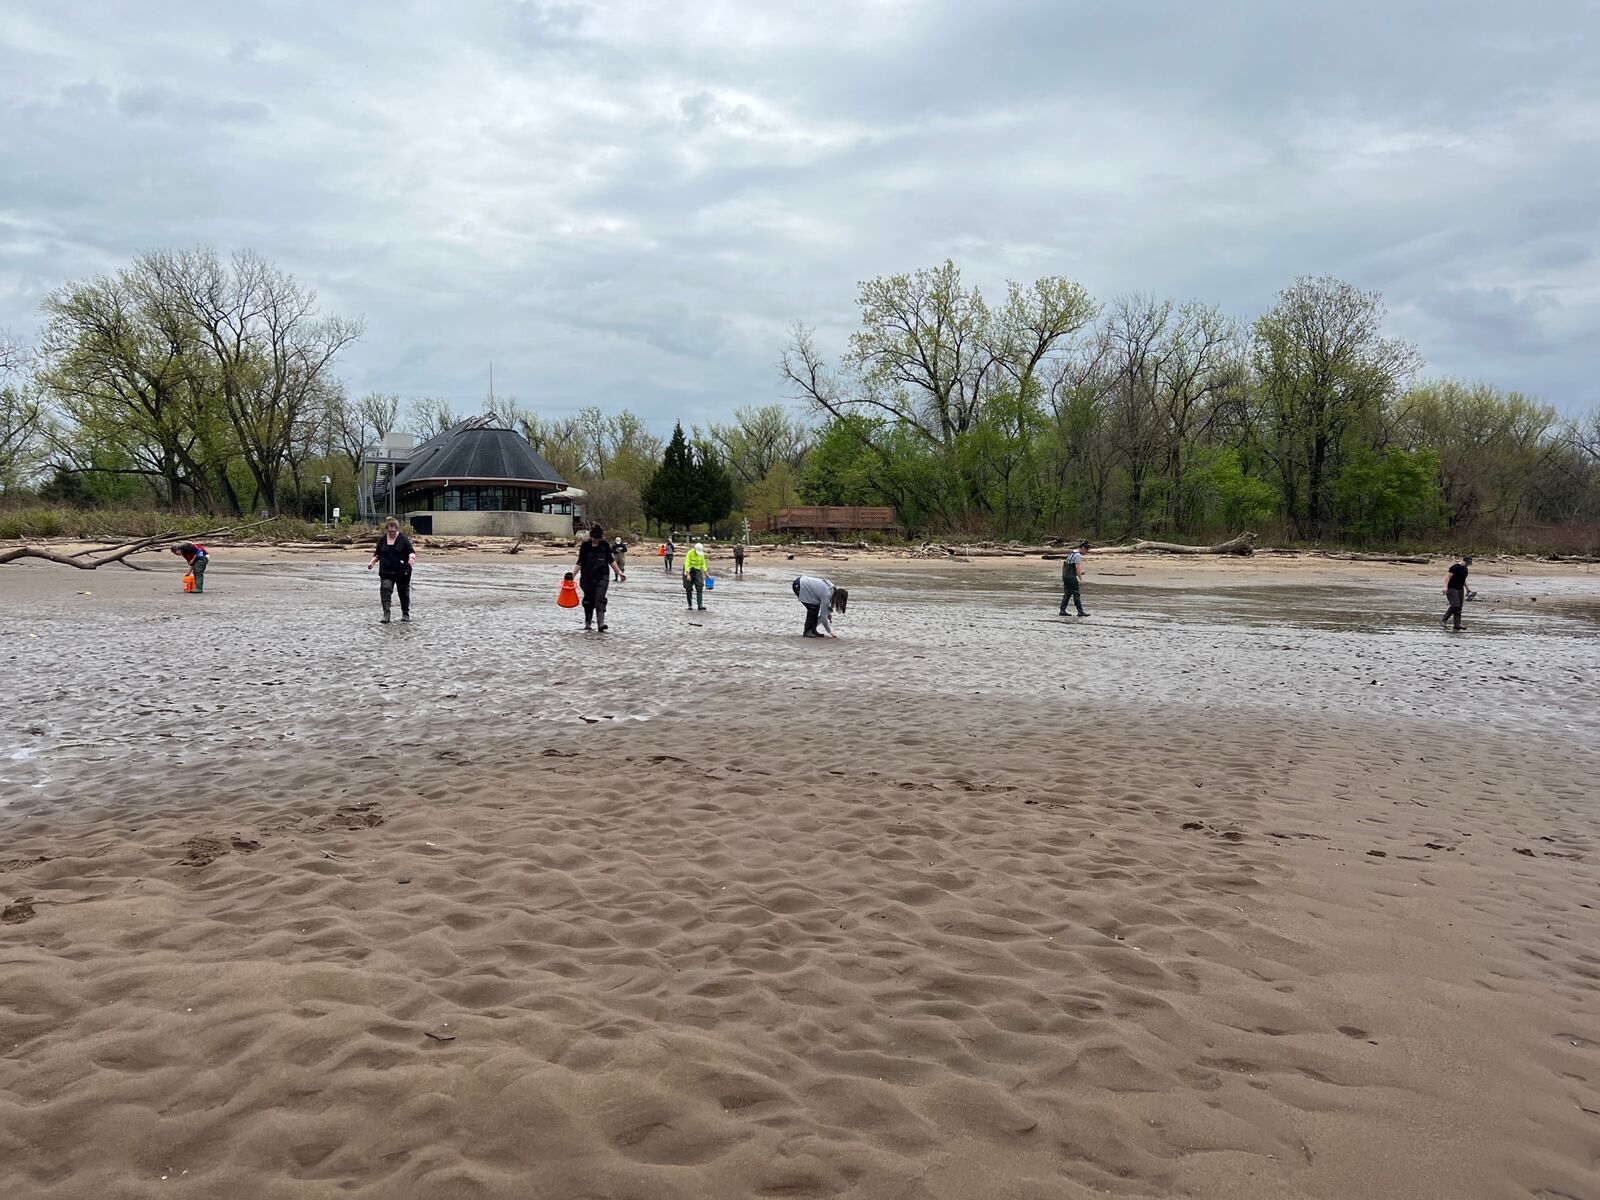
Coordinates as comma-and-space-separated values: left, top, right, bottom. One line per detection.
1, 0, 1596, 426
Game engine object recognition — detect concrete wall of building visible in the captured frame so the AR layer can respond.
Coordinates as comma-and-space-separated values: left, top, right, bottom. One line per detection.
404, 510, 576, 537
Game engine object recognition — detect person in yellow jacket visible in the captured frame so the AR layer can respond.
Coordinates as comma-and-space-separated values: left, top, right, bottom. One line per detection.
682, 541, 709, 610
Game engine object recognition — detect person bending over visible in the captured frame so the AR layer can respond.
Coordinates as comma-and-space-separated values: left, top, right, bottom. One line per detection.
171, 542, 209, 594
793, 575, 848, 638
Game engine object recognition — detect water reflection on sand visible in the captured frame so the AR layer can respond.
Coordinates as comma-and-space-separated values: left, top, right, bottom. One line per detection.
1, 558, 1596, 794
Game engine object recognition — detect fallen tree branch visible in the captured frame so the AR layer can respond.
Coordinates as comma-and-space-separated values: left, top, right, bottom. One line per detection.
1103, 532, 1257, 556
0, 520, 273, 570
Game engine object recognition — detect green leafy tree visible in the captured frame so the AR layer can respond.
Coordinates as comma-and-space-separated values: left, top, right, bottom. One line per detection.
799, 416, 884, 506
1333, 447, 1441, 542
1250, 276, 1421, 540
1396, 380, 1555, 534
1194, 447, 1279, 530
743, 460, 800, 526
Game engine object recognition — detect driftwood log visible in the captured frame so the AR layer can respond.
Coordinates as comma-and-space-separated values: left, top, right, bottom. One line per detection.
1104, 532, 1257, 556
0, 520, 271, 570
1335, 552, 1431, 565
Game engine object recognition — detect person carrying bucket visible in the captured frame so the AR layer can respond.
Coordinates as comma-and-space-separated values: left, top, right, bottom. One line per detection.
171, 542, 209, 593
558, 573, 581, 609
682, 541, 709, 611
574, 524, 622, 631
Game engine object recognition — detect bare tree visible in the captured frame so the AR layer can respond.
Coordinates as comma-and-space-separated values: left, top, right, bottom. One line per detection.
702, 404, 812, 485
0, 334, 46, 496
583, 476, 642, 531
151, 249, 362, 514
407, 396, 461, 441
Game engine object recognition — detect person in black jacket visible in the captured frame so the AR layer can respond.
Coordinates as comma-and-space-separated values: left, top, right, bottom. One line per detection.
574, 524, 622, 631
366, 517, 416, 623
1441, 555, 1470, 632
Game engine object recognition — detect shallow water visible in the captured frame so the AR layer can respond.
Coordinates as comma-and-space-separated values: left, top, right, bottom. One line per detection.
1, 558, 1596, 799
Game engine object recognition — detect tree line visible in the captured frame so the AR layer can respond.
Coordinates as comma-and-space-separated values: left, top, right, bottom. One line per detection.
3, 250, 1596, 550
781, 263, 1600, 550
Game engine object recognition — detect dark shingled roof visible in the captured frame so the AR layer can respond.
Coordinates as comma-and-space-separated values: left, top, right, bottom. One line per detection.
393, 417, 566, 490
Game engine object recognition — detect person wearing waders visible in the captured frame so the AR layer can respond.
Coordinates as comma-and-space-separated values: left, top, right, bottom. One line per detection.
793, 575, 847, 638
682, 541, 709, 610
1441, 555, 1470, 632
1060, 541, 1089, 617
733, 542, 745, 577
171, 542, 209, 593
366, 517, 415, 623
612, 536, 628, 580
575, 524, 622, 631
664, 537, 676, 574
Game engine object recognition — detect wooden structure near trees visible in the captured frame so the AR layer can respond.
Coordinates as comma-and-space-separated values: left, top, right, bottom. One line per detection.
768, 506, 898, 538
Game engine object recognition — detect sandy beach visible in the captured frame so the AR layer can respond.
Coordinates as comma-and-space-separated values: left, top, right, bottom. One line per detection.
2, 550, 1598, 1199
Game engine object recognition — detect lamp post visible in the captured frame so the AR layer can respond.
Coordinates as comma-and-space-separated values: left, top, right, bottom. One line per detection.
320, 475, 332, 526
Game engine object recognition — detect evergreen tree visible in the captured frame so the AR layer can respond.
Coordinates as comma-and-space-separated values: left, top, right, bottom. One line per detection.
641, 421, 700, 530
694, 443, 735, 533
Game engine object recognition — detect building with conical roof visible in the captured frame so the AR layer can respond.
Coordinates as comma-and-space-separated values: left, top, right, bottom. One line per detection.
361, 416, 577, 535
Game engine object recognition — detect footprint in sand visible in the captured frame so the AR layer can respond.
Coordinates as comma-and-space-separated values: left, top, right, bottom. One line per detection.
176, 835, 264, 867
330, 803, 384, 830
2, 897, 37, 924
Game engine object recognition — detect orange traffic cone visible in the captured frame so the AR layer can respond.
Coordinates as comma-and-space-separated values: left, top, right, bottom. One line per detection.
557, 573, 580, 608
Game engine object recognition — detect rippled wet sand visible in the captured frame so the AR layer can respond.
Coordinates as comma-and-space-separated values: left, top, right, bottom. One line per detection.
2, 557, 1597, 1200
3, 557, 1595, 786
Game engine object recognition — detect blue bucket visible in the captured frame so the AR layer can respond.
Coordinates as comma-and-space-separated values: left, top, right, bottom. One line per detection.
705, 575, 716, 590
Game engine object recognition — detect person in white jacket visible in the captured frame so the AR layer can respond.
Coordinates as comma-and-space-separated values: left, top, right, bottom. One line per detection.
793, 575, 847, 638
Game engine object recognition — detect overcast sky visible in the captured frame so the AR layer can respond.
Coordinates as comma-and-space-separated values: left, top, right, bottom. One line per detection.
2, 0, 1596, 427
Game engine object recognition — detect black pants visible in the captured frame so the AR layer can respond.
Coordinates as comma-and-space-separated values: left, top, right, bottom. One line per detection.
803, 603, 821, 635
1060, 575, 1084, 615
664, 554, 674, 573
380, 572, 410, 616
733, 558, 743, 576
1442, 588, 1464, 630
581, 573, 609, 624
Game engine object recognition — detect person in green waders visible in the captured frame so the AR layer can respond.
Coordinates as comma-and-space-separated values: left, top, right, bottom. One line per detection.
682, 541, 709, 610
1060, 541, 1089, 617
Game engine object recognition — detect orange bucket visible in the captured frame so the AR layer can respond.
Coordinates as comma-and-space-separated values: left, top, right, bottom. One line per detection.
557, 576, 580, 608
657, 544, 665, 556
182, 573, 196, 593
